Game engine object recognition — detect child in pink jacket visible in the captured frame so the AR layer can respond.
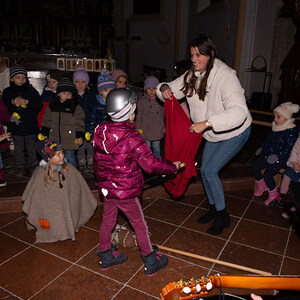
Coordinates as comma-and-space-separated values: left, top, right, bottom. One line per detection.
93, 88, 180, 276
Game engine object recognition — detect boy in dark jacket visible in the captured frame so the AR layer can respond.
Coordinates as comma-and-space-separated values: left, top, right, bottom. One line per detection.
93, 88, 180, 276
40, 78, 85, 167
2, 65, 42, 177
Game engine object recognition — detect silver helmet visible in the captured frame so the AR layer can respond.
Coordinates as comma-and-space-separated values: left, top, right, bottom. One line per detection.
106, 88, 137, 114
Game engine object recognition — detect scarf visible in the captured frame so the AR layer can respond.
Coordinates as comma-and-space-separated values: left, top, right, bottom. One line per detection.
272, 118, 296, 132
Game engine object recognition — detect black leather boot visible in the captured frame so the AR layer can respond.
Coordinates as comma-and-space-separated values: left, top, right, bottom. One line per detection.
206, 209, 230, 235
98, 248, 128, 270
197, 204, 217, 224
142, 248, 168, 276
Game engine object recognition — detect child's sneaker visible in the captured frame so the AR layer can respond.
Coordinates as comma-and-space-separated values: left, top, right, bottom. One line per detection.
97, 248, 128, 270
142, 249, 168, 276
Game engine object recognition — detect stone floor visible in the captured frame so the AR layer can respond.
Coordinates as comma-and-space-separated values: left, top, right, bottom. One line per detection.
0, 124, 300, 300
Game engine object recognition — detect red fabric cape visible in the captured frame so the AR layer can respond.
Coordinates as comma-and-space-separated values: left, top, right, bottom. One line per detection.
164, 96, 202, 198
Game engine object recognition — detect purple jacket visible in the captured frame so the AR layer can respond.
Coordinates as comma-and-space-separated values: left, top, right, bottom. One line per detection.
93, 121, 177, 200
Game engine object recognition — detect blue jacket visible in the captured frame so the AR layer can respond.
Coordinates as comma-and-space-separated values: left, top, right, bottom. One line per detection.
261, 127, 299, 167
76, 89, 97, 131
2, 81, 42, 135
85, 94, 107, 136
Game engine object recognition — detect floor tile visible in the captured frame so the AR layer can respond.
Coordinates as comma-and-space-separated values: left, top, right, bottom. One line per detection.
0, 212, 23, 228
218, 242, 283, 275
0, 247, 71, 299
281, 257, 300, 275
230, 219, 289, 255
143, 198, 196, 225
285, 231, 300, 260
30, 265, 123, 300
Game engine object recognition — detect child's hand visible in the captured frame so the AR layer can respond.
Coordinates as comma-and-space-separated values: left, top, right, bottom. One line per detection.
0, 132, 11, 142
267, 154, 278, 164
255, 147, 262, 156
292, 162, 300, 172
13, 97, 28, 106
77, 137, 83, 145
173, 161, 182, 170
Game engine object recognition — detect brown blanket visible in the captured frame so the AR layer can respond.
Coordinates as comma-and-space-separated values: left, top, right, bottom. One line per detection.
22, 163, 98, 243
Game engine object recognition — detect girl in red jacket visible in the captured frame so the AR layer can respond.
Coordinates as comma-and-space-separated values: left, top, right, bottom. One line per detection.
93, 88, 180, 276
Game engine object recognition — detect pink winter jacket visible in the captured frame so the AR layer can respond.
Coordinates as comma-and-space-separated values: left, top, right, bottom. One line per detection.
93, 121, 177, 200
287, 133, 300, 172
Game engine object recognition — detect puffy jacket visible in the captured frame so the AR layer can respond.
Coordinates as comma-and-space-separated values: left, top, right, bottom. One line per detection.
261, 127, 299, 167
38, 86, 56, 128
2, 81, 42, 135
41, 96, 85, 150
93, 121, 177, 200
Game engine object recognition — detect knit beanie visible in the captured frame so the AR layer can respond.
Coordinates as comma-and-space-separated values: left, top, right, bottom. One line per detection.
97, 69, 115, 92
73, 67, 89, 85
9, 65, 27, 79
46, 69, 62, 82
109, 103, 136, 122
273, 102, 300, 120
56, 77, 76, 94
144, 75, 159, 90
111, 69, 128, 82
37, 139, 63, 162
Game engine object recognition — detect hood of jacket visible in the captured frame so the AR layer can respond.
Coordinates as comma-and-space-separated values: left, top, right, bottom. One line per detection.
94, 121, 136, 154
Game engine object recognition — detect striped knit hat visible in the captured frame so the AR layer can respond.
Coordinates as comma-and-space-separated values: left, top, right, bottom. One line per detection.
9, 65, 27, 79
56, 77, 76, 94
97, 69, 115, 92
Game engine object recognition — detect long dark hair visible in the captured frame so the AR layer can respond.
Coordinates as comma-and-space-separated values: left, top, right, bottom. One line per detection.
181, 35, 217, 100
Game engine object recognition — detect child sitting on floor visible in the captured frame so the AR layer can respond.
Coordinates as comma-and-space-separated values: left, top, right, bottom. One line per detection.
252, 102, 299, 206
22, 138, 98, 243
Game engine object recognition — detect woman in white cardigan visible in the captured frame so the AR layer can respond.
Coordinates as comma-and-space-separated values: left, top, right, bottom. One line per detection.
156, 35, 252, 235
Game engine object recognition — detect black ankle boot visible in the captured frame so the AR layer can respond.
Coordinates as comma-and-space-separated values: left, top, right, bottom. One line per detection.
206, 209, 230, 236
142, 249, 168, 276
197, 204, 217, 224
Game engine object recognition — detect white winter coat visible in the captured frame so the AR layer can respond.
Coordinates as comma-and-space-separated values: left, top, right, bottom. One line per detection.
156, 58, 252, 142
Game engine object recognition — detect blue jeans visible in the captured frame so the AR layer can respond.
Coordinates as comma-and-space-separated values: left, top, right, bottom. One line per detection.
200, 126, 251, 211
145, 140, 161, 158
64, 150, 76, 167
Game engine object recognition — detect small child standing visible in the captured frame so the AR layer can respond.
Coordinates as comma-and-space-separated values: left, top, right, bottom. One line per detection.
85, 69, 115, 143
136, 75, 165, 158
2, 65, 42, 177
40, 78, 85, 167
111, 69, 128, 88
252, 102, 299, 206
73, 67, 96, 174
93, 88, 180, 276
38, 69, 62, 128
22, 139, 98, 243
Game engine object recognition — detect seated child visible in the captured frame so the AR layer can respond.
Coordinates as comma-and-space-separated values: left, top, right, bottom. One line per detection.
111, 69, 128, 88
40, 78, 85, 167
93, 88, 180, 276
38, 69, 62, 128
252, 102, 299, 206
136, 75, 165, 157
22, 138, 98, 243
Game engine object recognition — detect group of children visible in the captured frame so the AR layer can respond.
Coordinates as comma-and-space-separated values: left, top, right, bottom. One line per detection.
0, 64, 166, 183
3, 61, 300, 276
1, 63, 174, 276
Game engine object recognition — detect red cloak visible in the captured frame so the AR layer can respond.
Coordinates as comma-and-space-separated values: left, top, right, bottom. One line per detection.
164, 96, 202, 198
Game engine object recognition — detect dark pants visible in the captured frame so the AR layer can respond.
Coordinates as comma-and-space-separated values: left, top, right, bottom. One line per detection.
252, 157, 283, 191
12, 135, 37, 169
99, 197, 153, 256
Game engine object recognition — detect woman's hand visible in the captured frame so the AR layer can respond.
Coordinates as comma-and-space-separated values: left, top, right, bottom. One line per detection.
189, 121, 210, 134
161, 85, 173, 100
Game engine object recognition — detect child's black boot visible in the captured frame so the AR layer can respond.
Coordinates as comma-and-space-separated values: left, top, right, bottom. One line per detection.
270, 193, 286, 208
206, 208, 230, 236
98, 248, 128, 270
142, 249, 168, 276
197, 204, 217, 224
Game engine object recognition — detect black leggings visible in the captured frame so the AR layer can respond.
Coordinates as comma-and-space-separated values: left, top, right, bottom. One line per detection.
252, 157, 283, 191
